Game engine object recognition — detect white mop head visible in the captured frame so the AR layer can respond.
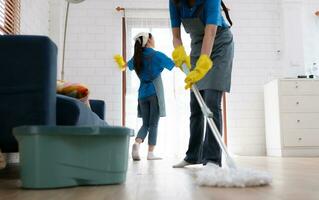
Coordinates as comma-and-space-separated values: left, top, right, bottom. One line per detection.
196, 163, 272, 187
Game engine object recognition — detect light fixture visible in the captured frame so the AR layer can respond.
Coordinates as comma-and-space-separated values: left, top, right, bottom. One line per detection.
61, 0, 86, 80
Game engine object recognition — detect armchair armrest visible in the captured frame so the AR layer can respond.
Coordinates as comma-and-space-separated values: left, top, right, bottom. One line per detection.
89, 100, 105, 120
56, 95, 107, 126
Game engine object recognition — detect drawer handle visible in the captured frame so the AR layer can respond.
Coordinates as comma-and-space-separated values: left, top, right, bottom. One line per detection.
295, 85, 299, 88
298, 137, 302, 141
297, 120, 300, 123
296, 101, 300, 105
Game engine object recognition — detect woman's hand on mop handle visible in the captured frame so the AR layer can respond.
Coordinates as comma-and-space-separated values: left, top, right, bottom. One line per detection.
184, 55, 213, 89
113, 54, 127, 71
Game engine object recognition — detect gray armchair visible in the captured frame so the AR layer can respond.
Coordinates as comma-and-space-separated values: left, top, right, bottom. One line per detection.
0, 35, 107, 153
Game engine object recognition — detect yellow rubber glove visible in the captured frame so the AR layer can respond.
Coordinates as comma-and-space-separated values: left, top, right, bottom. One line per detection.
113, 54, 126, 71
172, 45, 188, 68
184, 55, 213, 89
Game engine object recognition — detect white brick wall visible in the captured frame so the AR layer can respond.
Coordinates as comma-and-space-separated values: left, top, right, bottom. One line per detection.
18, 0, 283, 155
227, 0, 318, 155
51, 0, 170, 126
49, 0, 64, 74
303, 0, 319, 75
56, 1, 123, 125
20, 0, 49, 35
225, 0, 282, 155
16, 0, 319, 156
49, 0, 283, 154
47, 0, 318, 156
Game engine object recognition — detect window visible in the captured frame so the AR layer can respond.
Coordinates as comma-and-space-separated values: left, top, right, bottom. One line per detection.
0, 0, 20, 35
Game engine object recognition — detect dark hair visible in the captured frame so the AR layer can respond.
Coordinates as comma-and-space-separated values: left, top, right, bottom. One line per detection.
133, 33, 152, 75
173, 0, 194, 7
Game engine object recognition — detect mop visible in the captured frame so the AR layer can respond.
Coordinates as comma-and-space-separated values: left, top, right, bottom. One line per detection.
181, 64, 272, 188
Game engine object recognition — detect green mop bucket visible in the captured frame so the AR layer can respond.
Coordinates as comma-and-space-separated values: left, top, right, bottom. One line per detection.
13, 126, 134, 189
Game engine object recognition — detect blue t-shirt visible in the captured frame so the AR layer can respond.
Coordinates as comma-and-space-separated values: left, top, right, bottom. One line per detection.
127, 48, 175, 99
169, 0, 229, 28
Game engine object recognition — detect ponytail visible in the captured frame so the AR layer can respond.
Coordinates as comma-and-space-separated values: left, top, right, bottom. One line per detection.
173, 0, 194, 7
133, 33, 152, 76
133, 38, 143, 75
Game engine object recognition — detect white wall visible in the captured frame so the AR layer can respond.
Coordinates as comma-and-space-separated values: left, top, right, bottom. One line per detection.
16, 0, 319, 156
281, 0, 305, 78
303, 0, 319, 76
49, 1, 171, 126
53, 1, 123, 126
18, 0, 283, 155
19, 0, 124, 125
48, 0, 64, 79
19, 0, 64, 71
39, 0, 318, 155
20, 0, 49, 35
280, 0, 319, 77
49, 0, 283, 155
225, 0, 282, 155
226, 0, 318, 155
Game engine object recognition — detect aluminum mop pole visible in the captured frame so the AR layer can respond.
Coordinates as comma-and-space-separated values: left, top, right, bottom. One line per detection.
181, 64, 272, 187
182, 64, 236, 169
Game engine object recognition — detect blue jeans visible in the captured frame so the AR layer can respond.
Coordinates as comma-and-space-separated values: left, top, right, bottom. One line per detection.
184, 89, 223, 166
137, 95, 160, 145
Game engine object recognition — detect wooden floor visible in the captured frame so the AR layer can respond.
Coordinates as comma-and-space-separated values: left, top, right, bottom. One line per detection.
0, 156, 319, 200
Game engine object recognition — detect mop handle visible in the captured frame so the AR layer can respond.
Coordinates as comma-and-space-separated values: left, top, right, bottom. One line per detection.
181, 64, 236, 169
181, 64, 214, 118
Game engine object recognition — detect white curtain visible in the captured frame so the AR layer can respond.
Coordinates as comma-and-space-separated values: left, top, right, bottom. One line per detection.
125, 11, 191, 158
125, 8, 170, 19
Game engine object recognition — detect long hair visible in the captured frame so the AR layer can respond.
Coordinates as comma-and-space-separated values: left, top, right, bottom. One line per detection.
133, 33, 152, 75
174, 0, 193, 5
173, 0, 194, 7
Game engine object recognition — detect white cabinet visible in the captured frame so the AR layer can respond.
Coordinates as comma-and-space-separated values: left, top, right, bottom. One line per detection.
264, 79, 319, 157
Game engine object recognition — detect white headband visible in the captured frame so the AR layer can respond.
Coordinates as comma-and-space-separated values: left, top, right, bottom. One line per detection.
133, 32, 149, 47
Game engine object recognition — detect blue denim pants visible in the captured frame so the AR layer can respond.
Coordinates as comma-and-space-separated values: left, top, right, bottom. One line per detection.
184, 89, 223, 166
136, 95, 160, 145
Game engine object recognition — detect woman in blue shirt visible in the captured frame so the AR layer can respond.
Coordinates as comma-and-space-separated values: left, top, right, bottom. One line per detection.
115, 32, 175, 161
169, 0, 234, 168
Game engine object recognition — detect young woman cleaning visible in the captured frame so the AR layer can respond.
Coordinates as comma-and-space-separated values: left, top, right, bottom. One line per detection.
114, 32, 175, 161
169, 0, 234, 168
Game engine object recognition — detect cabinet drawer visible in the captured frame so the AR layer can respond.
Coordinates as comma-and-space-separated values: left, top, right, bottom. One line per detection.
281, 113, 319, 129
280, 80, 319, 95
283, 130, 319, 147
280, 96, 319, 112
